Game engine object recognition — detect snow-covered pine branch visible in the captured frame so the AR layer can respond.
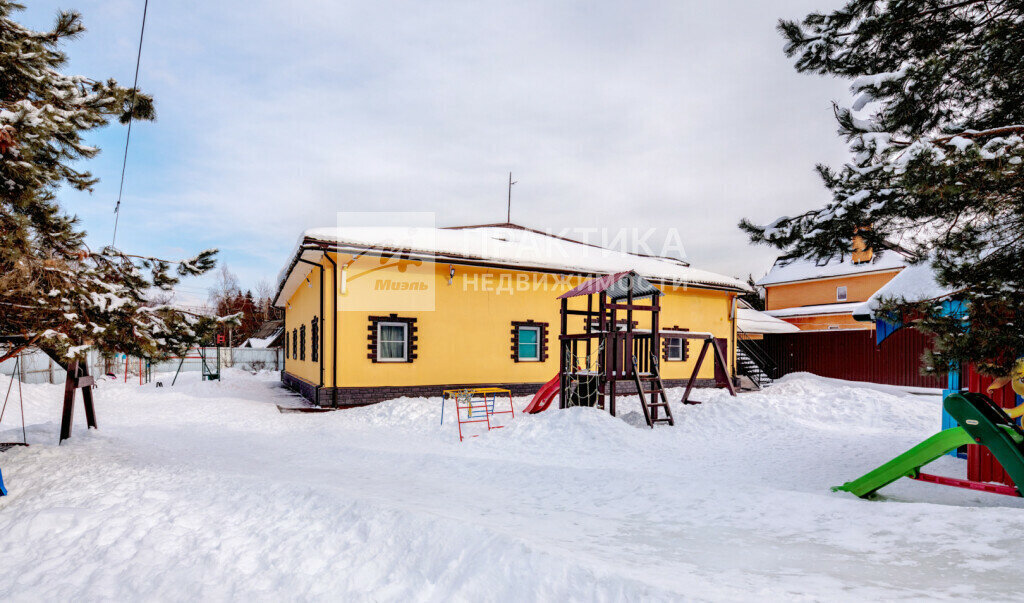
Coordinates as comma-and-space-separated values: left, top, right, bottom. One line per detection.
742, 0, 1024, 375
0, 2, 219, 365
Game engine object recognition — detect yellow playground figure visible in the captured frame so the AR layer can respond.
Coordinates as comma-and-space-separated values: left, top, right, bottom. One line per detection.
987, 358, 1024, 418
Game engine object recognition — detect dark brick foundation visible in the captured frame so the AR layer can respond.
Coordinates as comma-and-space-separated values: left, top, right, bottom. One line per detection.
281, 372, 335, 406
281, 371, 731, 408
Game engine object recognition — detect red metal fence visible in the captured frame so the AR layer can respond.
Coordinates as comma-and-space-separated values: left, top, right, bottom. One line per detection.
965, 366, 1020, 487
760, 328, 946, 389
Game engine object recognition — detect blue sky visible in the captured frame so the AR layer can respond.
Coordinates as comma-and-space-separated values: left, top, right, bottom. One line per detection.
21, 0, 849, 305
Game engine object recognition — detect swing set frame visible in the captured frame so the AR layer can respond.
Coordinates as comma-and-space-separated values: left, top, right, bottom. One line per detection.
1, 352, 28, 451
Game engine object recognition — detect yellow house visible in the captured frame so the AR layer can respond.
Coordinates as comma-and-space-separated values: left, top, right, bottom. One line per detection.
272, 223, 749, 407
757, 245, 908, 331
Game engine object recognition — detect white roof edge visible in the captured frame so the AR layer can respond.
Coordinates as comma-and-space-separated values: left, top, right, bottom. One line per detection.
274, 225, 750, 307
764, 301, 865, 318
757, 250, 909, 287
759, 266, 904, 287
736, 307, 800, 334
273, 247, 323, 308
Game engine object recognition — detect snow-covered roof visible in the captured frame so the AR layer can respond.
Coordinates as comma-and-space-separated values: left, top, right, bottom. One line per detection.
757, 251, 907, 287
764, 301, 864, 318
851, 260, 953, 320
242, 328, 283, 349
275, 224, 748, 307
737, 306, 800, 334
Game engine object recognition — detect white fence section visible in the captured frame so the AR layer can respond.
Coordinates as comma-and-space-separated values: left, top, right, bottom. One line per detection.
0, 347, 284, 384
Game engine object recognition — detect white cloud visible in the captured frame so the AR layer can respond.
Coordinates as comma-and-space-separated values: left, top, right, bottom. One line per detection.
28, 0, 850, 289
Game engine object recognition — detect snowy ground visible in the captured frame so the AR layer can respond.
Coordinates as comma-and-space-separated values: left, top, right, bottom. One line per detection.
2, 371, 1024, 601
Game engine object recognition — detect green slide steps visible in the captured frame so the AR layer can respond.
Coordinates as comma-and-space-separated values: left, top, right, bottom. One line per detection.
833, 392, 1024, 499
832, 427, 975, 498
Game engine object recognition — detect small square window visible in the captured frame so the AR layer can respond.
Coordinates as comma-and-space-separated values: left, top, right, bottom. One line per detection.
378, 323, 408, 361
517, 326, 541, 361
837, 286, 848, 302
665, 338, 684, 361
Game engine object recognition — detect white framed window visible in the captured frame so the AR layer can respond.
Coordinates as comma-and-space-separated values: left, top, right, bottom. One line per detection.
377, 322, 408, 362
665, 338, 684, 361
836, 285, 848, 302
517, 326, 541, 361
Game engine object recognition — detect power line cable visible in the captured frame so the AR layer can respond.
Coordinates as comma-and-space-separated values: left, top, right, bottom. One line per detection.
111, 0, 150, 248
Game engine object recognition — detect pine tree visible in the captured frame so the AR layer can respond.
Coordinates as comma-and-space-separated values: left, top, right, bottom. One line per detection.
0, 2, 230, 364
741, 0, 1024, 376
739, 275, 765, 311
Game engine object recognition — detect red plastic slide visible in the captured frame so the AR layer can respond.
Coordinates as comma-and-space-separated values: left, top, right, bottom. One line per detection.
524, 375, 560, 414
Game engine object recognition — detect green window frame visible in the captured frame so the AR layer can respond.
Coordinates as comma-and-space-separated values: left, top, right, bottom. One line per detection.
517, 326, 541, 361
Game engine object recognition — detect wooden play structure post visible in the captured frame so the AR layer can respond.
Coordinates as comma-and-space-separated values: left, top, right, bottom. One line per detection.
554, 270, 736, 427
0, 338, 101, 445
680, 336, 737, 404
557, 271, 674, 427
60, 359, 96, 443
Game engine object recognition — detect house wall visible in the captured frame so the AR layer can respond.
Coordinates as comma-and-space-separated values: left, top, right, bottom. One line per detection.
282, 252, 738, 405
764, 270, 901, 311
282, 262, 324, 387
777, 313, 871, 331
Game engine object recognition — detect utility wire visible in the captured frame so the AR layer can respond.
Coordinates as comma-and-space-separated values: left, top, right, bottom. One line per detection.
111, 0, 150, 248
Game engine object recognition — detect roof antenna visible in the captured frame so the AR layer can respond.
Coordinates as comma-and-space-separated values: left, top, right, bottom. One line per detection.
506, 172, 517, 224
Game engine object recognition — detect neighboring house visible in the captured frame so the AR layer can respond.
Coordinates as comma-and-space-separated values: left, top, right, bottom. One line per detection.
240, 320, 284, 348
757, 243, 910, 331
851, 259, 951, 325
272, 223, 750, 407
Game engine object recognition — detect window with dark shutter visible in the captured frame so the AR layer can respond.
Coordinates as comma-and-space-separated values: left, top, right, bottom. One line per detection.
377, 323, 407, 361
300, 324, 306, 361
665, 338, 684, 361
663, 327, 689, 362
510, 320, 548, 362
292, 329, 298, 360
367, 314, 418, 363
311, 317, 319, 362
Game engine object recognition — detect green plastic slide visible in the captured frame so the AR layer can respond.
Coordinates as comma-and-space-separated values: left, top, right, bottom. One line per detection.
834, 392, 1024, 499
832, 427, 975, 498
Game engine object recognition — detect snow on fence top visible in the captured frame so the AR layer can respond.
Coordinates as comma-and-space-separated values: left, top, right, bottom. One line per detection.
757, 251, 907, 287
280, 224, 749, 293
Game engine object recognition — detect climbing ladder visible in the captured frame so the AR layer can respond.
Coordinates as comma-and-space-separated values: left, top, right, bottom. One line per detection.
631, 353, 674, 427
443, 387, 514, 441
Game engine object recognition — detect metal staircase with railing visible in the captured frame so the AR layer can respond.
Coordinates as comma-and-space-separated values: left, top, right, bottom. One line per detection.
736, 332, 778, 389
